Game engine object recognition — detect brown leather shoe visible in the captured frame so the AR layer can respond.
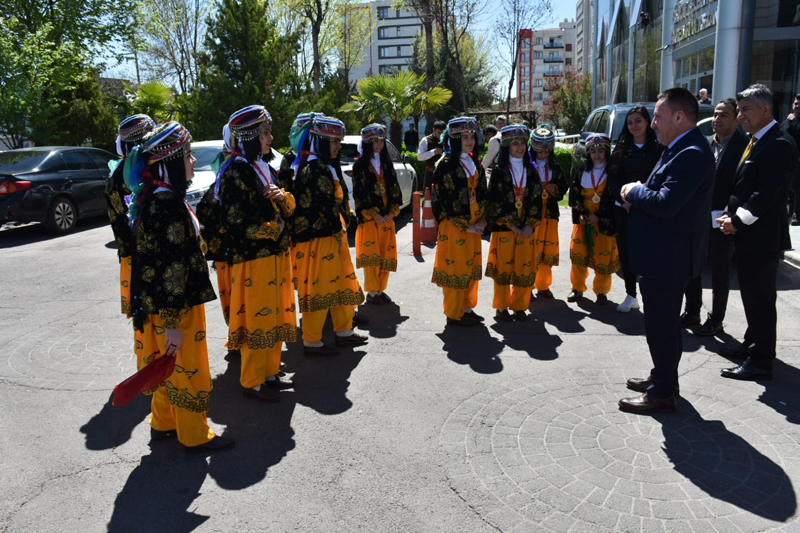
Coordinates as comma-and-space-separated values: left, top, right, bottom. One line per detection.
618, 392, 676, 414
626, 377, 680, 396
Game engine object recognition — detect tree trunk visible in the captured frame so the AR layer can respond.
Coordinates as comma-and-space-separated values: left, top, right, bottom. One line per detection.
311, 20, 321, 95
390, 119, 403, 150
423, 3, 435, 132
506, 61, 515, 116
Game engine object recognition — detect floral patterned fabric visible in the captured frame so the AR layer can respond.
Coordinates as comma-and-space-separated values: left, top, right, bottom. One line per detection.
105, 163, 132, 258
293, 159, 354, 243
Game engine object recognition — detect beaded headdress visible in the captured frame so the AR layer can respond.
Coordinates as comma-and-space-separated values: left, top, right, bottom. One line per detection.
119, 114, 155, 142
446, 117, 479, 139
311, 116, 346, 140
530, 125, 556, 152
229, 105, 272, 142
585, 133, 612, 151
500, 124, 529, 146
361, 123, 387, 142
141, 121, 192, 164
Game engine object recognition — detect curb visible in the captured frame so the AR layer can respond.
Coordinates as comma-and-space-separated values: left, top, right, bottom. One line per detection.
783, 249, 800, 269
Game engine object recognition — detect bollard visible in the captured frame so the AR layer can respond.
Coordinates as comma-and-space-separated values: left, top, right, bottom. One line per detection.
420, 187, 438, 245
410, 190, 424, 256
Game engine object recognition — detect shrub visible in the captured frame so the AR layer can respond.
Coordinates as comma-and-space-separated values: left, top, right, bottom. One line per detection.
403, 151, 428, 191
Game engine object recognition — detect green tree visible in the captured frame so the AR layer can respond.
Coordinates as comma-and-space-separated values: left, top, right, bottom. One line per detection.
187, 0, 307, 143
543, 72, 592, 135
129, 80, 175, 123
340, 71, 452, 147
0, 17, 83, 148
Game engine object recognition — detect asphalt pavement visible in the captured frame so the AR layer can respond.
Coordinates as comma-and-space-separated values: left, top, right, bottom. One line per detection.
1, 210, 799, 532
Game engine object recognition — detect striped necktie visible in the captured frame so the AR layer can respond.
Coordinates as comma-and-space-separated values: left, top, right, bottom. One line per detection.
738, 136, 757, 168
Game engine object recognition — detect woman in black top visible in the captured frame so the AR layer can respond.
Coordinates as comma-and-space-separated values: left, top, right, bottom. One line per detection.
608, 106, 662, 313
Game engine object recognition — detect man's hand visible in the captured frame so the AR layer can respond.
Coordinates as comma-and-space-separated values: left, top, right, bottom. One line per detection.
620, 181, 642, 203
434, 147, 443, 155
716, 215, 738, 235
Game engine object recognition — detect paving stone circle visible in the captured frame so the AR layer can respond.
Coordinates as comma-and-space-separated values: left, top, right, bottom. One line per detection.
440, 369, 800, 532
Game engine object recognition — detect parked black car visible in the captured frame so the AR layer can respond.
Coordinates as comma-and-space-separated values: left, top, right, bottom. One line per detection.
0, 147, 116, 233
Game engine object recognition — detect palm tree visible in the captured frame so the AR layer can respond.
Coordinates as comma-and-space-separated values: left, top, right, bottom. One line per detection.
129, 80, 175, 123
340, 71, 452, 148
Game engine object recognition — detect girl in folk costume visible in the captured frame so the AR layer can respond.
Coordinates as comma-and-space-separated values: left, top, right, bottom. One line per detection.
568, 133, 620, 304
485, 124, 543, 322
431, 117, 489, 327
105, 114, 155, 317
216, 105, 297, 402
196, 124, 233, 348
607, 106, 661, 313
353, 124, 403, 305
292, 116, 367, 355
124, 121, 233, 453
529, 125, 568, 299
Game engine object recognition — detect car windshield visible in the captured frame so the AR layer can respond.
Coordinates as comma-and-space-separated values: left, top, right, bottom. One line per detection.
193, 145, 222, 171
0, 151, 52, 173
339, 143, 360, 163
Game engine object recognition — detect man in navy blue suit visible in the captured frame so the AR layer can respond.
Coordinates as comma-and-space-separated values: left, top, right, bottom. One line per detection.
618, 88, 716, 414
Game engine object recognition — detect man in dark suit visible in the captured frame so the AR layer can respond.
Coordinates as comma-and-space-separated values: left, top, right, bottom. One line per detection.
618, 88, 716, 414
682, 98, 749, 336
781, 93, 800, 225
717, 84, 798, 380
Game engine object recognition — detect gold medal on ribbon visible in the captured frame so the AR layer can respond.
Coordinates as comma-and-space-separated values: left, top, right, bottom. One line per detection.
542, 190, 549, 200
592, 193, 601, 204
515, 198, 523, 210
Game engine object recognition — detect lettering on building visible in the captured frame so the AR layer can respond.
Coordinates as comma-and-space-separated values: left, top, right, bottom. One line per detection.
673, 0, 718, 44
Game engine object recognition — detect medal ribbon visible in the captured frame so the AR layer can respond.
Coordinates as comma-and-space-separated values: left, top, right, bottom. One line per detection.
509, 163, 525, 208
460, 160, 478, 204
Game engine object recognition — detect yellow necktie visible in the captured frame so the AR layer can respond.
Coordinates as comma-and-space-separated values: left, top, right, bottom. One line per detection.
738, 136, 757, 168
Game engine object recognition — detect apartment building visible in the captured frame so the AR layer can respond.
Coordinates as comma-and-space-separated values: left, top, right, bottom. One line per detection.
516, 20, 577, 109
575, 0, 593, 77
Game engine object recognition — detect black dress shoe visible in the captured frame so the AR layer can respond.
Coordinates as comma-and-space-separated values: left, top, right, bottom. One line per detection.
695, 318, 723, 337
567, 290, 583, 302
264, 375, 294, 390
514, 310, 528, 321
334, 332, 369, 347
185, 436, 235, 454
352, 310, 369, 326
379, 293, 393, 303
224, 349, 241, 361
464, 309, 484, 322
446, 315, 479, 327
680, 312, 701, 327
366, 294, 384, 305
495, 309, 513, 322
720, 358, 772, 381
150, 428, 177, 441
536, 289, 554, 299
719, 341, 752, 358
618, 392, 677, 414
596, 294, 608, 305
243, 386, 281, 402
625, 376, 680, 396
304, 344, 340, 356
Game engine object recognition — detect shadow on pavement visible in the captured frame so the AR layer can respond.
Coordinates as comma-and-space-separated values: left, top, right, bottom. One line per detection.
528, 298, 588, 334
0, 216, 109, 249
489, 317, 563, 361
108, 446, 210, 532
353, 301, 408, 340
575, 297, 645, 336
80, 392, 151, 451
205, 359, 297, 490
437, 323, 505, 374
661, 401, 797, 521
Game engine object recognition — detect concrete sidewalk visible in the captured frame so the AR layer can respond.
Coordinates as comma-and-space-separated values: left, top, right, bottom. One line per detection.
1, 213, 799, 532
784, 221, 800, 269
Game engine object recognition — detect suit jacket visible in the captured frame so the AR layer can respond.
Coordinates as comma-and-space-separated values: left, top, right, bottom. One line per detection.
729, 123, 798, 254
626, 127, 716, 280
710, 129, 748, 210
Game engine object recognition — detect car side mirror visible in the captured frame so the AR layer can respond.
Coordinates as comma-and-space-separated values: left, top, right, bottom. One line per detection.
403, 154, 411, 164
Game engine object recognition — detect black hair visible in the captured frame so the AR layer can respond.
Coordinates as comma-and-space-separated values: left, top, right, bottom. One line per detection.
530, 143, 558, 168
261, 150, 275, 163
162, 154, 189, 198
658, 87, 699, 122
355, 138, 392, 172
483, 125, 498, 137
432, 120, 447, 131
121, 140, 136, 158
612, 106, 657, 159
241, 136, 262, 163
583, 145, 610, 170
497, 140, 532, 169
316, 137, 345, 181
447, 133, 480, 166
718, 98, 738, 114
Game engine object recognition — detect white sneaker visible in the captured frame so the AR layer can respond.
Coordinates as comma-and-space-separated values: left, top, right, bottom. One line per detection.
617, 295, 640, 313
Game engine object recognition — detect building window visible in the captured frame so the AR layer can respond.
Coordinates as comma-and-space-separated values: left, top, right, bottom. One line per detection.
536, 37, 543, 45
534, 51, 543, 59
521, 80, 530, 90
521, 37, 530, 48
565, 58, 572, 66
397, 27, 401, 37
535, 79, 543, 87
566, 44, 572, 51
533, 93, 544, 101
521, 51, 529, 63
377, 7, 388, 19
521, 66, 530, 77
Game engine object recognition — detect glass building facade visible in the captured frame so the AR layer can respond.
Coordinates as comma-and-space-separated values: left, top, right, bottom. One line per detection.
592, 0, 800, 119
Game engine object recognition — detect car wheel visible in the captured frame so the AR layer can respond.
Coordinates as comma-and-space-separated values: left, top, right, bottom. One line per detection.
45, 197, 77, 234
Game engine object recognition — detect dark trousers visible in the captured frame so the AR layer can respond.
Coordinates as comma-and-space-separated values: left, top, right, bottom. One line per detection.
737, 251, 779, 366
424, 169, 435, 192
640, 276, 688, 398
684, 230, 736, 323
614, 205, 637, 297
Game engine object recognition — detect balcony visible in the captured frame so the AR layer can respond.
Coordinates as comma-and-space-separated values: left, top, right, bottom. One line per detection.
544, 42, 564, 49
544, 56, 564, 63
543, 71, 562, 77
